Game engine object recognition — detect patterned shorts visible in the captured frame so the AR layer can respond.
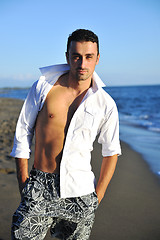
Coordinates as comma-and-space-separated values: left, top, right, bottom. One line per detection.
11, 168, 99, 240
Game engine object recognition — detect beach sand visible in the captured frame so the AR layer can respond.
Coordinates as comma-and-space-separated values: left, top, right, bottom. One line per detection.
0, 98, 160, 240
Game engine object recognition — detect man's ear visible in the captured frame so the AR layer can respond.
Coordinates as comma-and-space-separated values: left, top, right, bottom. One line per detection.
66, 52, 69, 64
96, 53, 100, 65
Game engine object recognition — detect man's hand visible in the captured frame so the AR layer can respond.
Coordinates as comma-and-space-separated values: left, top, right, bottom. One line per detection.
18, 177, 29, 194
96, 154, 118, 204
96, 190, 104, 205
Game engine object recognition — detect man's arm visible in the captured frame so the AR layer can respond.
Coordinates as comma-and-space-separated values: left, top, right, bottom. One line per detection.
96, 154, 118, 204
10, 81, 40, 159
15, 158, 29, 194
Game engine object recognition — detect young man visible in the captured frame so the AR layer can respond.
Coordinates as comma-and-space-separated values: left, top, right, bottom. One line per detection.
11, 29, 121, 239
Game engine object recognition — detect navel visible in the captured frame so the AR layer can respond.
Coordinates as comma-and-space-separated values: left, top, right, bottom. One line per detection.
49, 113, 54, 118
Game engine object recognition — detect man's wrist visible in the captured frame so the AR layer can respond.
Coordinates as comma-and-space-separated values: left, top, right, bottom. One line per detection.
96, 189, 104, 204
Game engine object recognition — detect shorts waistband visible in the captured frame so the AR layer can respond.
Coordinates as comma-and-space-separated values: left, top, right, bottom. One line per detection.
31, 166, 60, 179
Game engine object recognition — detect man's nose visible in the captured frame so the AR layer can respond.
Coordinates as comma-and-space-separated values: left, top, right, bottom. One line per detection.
79, 57, 86, 68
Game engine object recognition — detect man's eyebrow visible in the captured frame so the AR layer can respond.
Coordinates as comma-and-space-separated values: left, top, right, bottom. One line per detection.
71, 52, 81, 55
86, 53, 95, 56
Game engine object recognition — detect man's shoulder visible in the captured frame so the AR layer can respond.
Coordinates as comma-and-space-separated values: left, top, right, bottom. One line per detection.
96, 87, 116, 106
86, 88, 117, 117
29, 78, 45, 95
28, 64, 70, 108
37, 63, 70, 89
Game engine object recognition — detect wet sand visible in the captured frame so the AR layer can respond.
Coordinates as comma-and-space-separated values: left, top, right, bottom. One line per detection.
0, 98, 160, 240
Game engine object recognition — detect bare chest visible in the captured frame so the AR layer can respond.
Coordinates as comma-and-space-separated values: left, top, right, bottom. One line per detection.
37, 86, 84, 131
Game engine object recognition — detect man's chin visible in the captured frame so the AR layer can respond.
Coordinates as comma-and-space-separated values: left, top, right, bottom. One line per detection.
76, 74, 90, 81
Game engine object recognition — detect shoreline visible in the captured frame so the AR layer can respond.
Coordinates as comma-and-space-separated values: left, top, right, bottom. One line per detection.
120, 122, 160, 179
0, 98, 160, 239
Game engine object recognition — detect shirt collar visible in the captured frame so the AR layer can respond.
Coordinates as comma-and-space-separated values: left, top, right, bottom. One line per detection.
39, 64, 106, 91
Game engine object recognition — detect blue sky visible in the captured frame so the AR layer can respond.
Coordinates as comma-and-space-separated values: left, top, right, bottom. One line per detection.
0, 0, 160, 87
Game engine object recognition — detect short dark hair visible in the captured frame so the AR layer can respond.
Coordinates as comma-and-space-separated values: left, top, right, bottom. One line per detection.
67, 29, 99, 55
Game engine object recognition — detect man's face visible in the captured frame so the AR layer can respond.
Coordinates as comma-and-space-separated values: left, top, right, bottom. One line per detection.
66, 41, 100, 82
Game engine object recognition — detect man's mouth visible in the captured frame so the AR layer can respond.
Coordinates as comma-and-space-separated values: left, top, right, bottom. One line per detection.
77, 69, 88, 74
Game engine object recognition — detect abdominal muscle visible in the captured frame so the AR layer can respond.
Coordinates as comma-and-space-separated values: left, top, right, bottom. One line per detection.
34, 122, 65, 173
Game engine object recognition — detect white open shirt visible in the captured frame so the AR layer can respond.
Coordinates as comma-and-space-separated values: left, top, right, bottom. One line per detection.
11, 64, 121, 198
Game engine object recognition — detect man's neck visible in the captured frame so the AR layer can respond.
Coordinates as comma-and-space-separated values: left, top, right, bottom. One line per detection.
67, 72, 92, 96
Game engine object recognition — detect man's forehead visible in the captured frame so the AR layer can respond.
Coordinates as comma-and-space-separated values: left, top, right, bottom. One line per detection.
69, 41, 98, 52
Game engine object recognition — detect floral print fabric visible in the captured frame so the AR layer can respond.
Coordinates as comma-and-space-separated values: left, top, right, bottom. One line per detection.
12, 168, 99, 239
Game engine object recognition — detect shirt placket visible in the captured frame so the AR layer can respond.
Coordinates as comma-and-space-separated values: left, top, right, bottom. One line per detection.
59, 88, 94, 198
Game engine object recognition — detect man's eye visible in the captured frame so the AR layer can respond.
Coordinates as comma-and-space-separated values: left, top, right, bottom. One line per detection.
86, 56, 93, 59
73, 56, 80, 60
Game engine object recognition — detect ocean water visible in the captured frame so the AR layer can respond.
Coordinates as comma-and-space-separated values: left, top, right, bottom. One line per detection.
105, 85, 160, 178
0, 88, 29, 100
0, 85, 160, 178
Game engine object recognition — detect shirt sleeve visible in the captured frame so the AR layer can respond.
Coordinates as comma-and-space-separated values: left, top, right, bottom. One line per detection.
10, 80, 40, 159
98, 103, 121, 157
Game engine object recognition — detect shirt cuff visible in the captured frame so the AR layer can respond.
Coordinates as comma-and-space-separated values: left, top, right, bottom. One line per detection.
10, 146, 30, 159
